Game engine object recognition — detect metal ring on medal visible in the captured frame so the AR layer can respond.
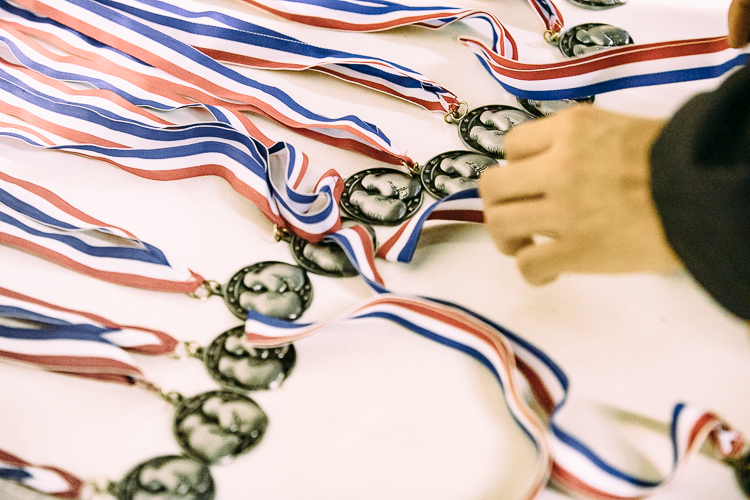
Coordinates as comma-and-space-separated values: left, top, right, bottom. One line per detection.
223, 261, 313, 321
517, 96, 595, 118
116, 455, 215, 500
565, 0, 626, 10
420, 150, 500, 200
290, 219, 376, 278
173, 390, 269, 465
558, 23, 634, 58
339, 168, 423, 226
458, 105, 535, 158
204, 326, 296, 391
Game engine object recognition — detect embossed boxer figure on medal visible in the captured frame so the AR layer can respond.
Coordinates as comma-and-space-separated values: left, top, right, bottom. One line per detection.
420, 151, 500, 199
174, 391, 268, 465
118, 455, 215, 500
340, 169, 423, 226
204, 326, 296, 392
559, 23, 634, 57
223, 261, 313, 321
457, 105, 535, 158
517, 96, 596, 117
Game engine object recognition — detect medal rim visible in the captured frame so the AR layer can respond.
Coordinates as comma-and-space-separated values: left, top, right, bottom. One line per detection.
172, 390, 269, 465
558, 22, 634, 59
419, 150, 498, 200
204, 326, 297, 392
223, 261, 313, 321
458, 104, 534, 158
516, 96, 596, 118
339, 168, 424, 227
116, 454, 216, 500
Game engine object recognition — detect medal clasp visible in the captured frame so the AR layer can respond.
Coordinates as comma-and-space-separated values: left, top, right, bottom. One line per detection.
444, 101, 468, 124
188, 280, 223, 300
544, 29, 562, 45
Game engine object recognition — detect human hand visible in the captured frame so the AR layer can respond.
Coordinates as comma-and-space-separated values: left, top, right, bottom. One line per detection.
478, 106, 683, 286
729, 0, 750, 48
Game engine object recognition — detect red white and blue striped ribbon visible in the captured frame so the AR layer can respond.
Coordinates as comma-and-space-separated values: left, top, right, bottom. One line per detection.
0, 449, 82, 499
11, 0, 414, 167
0, 286, 178, 383
238, 0, 562, 42
81, 0, 461, 113
243, 289, 746, 499
0, 171, 206, 293
377, 188, 484, 263
0, 50, 346, 241
464, 36, 750, 101
234, 0, 750, 100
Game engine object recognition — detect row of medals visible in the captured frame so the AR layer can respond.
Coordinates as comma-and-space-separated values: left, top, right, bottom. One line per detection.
110, 14, 634, 500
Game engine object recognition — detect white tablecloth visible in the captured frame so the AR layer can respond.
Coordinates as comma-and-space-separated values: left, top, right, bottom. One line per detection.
1, 0, 748, 498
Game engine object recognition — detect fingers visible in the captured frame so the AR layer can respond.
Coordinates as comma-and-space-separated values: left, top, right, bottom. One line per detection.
729, 0, 750, 48
483, 198, 558, 255
503, 113, 559, 160
479, 156, 549, 203
515, 241, 566, 286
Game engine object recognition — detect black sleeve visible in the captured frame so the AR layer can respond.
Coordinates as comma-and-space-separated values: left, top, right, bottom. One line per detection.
650, 63, 750, 319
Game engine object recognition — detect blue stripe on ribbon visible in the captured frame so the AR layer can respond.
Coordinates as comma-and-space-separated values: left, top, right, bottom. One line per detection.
268, 0, 457, 15
0, 305, 76, 326
0, 187, 80, 231
0, 211, 173, 266
551, 423, 661, 487
0, 324, 118, 342
479, 54, 750, 100
0, 467, 33, 481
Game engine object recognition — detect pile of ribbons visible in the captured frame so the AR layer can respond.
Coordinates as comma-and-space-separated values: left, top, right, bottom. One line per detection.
0, 0, 748, 498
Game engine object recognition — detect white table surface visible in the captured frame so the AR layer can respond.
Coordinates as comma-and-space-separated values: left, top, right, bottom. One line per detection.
1, 0, 749, 498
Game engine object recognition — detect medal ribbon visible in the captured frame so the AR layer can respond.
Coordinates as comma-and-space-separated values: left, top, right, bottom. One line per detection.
243, 256, 747, 498
0, 286, 178, 384
0, 50, 346, 241
87, 0, 460, 113
10, 0, 414, 166
0, 171, 206, 293
0, 449, 82, 499
234, 0, 750, 100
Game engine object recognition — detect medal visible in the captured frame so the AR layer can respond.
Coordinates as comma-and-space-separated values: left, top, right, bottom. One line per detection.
456, 105, 535, 158
517, 96, 596, 117
339, 168, 424, 226
558, 23, 634, 58
419, 150, 500, 199
116, 455, 215, 500
288, 220, 376, 278
566, 0, 626, 9
202, 326, 297, 391
171, 390, 268, 465
219, 262, 313, 321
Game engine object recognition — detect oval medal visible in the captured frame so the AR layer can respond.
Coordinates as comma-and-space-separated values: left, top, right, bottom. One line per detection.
223, 261, 313, 321
204, 326, 296, 391
173, 390, 269, 465
339, 168, 423, 226
420, 150, 500, 199
116, 455, 215, 500
458, 105, 535, 158
558, 23, 634, 58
